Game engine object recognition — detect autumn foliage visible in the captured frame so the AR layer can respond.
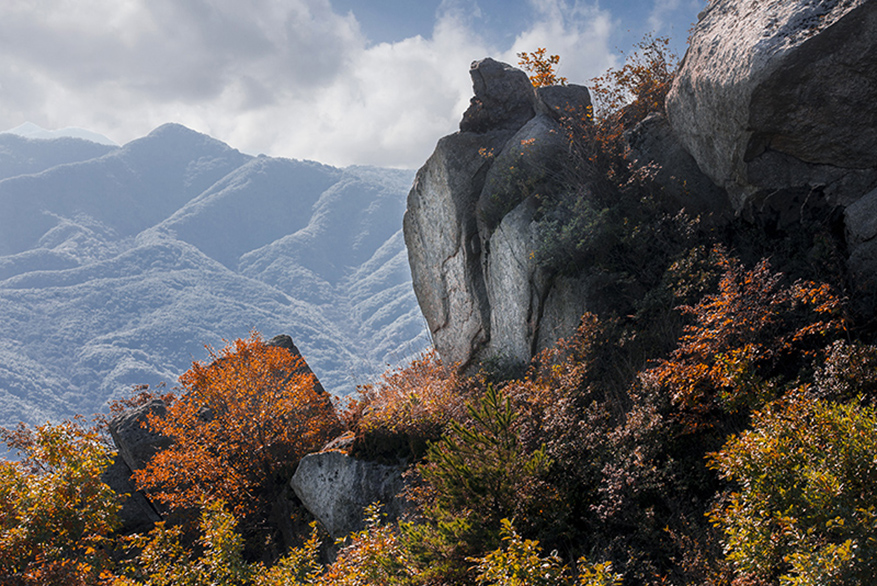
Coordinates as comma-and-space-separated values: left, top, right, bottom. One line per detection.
133, 332, 340, 520
0, 420, 120, 585
647, 248, 845, 433
347, 349, 474, 460
517, 48, 567, 88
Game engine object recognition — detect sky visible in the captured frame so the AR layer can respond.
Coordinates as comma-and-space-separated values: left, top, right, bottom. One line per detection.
0, 0, 704, 169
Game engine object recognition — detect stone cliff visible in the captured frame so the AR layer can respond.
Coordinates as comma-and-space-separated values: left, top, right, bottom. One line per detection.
404, 58, 595, 369
405, 0, 877, 370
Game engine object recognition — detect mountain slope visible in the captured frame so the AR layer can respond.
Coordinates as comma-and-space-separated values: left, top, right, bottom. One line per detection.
0, 125, 429, 428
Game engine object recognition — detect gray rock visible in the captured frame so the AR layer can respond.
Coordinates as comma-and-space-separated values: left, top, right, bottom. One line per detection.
290, 451, 407, 539
846, 187, 877, 286
667, 0, 877, 208
108, 398, 172, 473
101, 456, 162, 533
405, 58, 594, 369
404, 130, 510, 367
477, 113, 568, 235
461, 58, 536, 133
624, 112, 732, 220
484, 198, 541, 364
535, 84, 592, 122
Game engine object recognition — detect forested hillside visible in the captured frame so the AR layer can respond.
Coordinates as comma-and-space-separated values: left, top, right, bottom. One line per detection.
4, 1, 877, 585
0, 125, 429, 428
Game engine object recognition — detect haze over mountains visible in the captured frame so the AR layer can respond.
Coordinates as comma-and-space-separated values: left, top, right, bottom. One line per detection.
0, 124, 430, 428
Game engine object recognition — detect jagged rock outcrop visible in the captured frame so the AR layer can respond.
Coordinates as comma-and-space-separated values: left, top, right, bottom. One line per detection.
105, 398, 170, 532
290, 450, 407, 539
404, 58, 594, 367
666, 0, 877, 209
265, 334, 326, 394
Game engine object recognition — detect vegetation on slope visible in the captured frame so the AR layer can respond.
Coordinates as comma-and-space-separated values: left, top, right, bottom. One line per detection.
3, 38, 877, 586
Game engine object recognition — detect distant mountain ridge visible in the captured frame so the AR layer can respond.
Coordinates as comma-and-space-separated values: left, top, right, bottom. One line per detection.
0, 124, 429, 428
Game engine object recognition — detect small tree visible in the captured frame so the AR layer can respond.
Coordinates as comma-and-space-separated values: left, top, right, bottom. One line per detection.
709, 395, 877, 585
134, 332, 340, 524
517, 48, 567, 87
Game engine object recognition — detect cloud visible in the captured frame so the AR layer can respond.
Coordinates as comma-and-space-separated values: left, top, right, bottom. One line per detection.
502, 0, 617, 82
647, 0, 702, 45
0, 0, 619, 169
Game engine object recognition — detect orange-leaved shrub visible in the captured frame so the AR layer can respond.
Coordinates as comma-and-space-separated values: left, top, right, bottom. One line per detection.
558, 34, 677, 186
517, 48, 567, 87
645, 248, 845, 434
346, 349, 476, 461
134, 332, 340, 523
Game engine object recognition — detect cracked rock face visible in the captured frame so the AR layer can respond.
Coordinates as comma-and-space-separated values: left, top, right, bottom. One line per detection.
290, 451, 406, 539
404, 58, 592, 368
667, 0, 877, 209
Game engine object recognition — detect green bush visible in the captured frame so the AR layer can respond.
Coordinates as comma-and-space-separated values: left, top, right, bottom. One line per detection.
709, 395, 877, 585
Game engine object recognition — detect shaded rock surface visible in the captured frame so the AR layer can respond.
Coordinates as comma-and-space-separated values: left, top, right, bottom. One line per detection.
404, 58, 594, 368
290, 450, 407, 539
109, 398, 172, 474
106, 398, 170, 532
667, 0, 877, 208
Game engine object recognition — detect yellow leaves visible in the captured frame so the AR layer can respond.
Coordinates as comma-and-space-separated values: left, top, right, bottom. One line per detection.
0, 420, 121, 584
517, 48, 567, 88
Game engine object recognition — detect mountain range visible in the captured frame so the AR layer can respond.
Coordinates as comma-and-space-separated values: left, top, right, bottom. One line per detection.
0, 124, 430, 428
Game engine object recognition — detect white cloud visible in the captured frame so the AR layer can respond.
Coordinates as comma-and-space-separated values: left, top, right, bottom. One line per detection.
0, 0, 619, 169
503, 0, 618, 83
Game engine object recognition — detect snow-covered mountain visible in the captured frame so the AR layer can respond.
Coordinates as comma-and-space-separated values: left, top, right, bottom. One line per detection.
0, 124, 430, 428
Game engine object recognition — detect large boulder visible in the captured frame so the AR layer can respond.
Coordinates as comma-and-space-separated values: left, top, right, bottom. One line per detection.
404, 58, 593, 368
109, 398, 172, 474
667, 0, 877, 209
106, 398, 171, 532
290, 451, 407, 539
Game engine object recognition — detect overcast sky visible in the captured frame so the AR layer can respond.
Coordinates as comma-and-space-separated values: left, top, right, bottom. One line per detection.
0, 0, 703, 169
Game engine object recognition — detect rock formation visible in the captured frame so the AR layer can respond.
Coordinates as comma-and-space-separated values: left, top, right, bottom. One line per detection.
104, 399, 170, 532
404, 58, 594, 368
404, 56, 726, 369
289, 450, 407, 539
666, 0, 877, 209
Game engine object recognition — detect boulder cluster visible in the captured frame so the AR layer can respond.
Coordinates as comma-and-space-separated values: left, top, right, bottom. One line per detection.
106, 0, 877, 549
405, 0, 877, 369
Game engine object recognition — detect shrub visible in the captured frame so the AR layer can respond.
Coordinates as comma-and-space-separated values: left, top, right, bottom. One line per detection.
517, 48, 567, 88
471, 519, 620, 586
646, 249, 845, 435
0, 420, 121, 585
133, 332, 340, 536
347, 349, 475, 462
709, 395, 877, 585
403, 384, 555, 582
320, 504, 414, 586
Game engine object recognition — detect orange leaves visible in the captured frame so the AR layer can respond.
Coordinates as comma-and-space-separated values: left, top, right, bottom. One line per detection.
517, 48, 567, 88
134, 332, 340, 519
648, 249, 845, 431
346, 349, 473, 460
